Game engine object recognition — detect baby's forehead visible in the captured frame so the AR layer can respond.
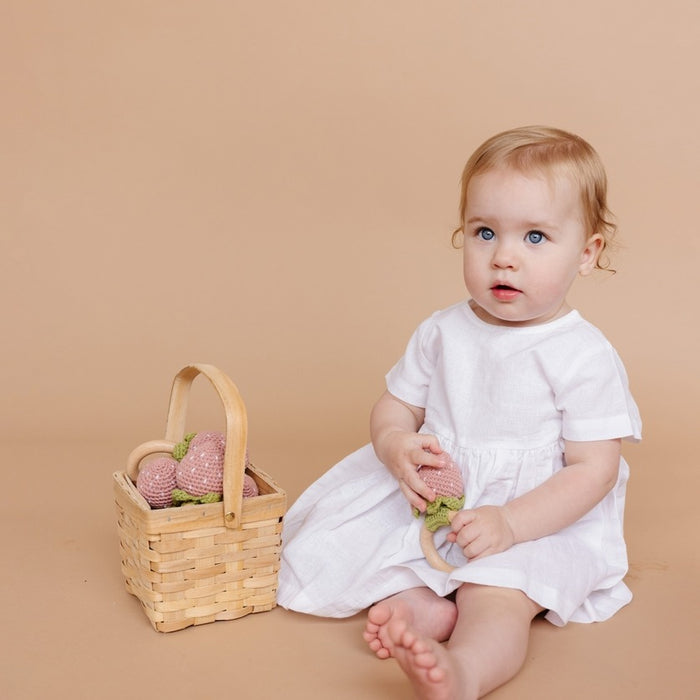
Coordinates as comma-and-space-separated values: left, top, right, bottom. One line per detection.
466, 166, 586, 223
469, 163, 580, 197
492, 159, 578, 184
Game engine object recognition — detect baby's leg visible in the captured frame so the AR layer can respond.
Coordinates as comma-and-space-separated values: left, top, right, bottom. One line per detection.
363, 587, 458, 659
390, 583, 544, 700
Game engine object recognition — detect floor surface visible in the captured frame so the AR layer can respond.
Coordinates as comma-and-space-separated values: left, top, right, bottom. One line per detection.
3, 438, 697, 699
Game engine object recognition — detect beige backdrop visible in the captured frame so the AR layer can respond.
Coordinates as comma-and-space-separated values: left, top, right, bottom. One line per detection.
2, 2, 698, 699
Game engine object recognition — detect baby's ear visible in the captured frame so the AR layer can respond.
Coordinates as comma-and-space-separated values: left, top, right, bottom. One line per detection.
579, 233, 604, 276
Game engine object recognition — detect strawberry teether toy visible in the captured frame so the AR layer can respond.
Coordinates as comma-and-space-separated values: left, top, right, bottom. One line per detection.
137, 456, 179, 509
417, 454, 465, 572
175, 431, 226, 497
242, 473, 259, 498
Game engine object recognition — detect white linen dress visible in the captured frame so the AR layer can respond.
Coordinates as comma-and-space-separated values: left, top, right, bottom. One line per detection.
277, 301, 642, 625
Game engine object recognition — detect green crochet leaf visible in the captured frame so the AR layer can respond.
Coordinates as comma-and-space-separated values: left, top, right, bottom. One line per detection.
172, 432, 197, 461
171, 488, 222, 506
414, 494, 465, 532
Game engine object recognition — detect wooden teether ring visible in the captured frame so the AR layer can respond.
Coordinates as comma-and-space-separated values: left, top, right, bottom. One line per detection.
126, 440, 178, 481
420, 510, 457, 573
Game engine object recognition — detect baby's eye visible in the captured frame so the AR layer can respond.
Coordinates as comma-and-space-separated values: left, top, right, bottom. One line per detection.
526, 230, 546, 244
477, 227, 495, 241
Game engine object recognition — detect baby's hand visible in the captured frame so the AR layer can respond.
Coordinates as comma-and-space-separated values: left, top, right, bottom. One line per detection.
447, 506, 515, 560
378, 431, 446, 512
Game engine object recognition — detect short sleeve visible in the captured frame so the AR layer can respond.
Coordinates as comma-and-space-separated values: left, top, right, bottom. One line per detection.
385, 315, 440, 408
554, 341, 642, 443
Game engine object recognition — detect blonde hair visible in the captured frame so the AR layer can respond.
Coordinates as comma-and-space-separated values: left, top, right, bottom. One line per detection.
452, 126, 616, 270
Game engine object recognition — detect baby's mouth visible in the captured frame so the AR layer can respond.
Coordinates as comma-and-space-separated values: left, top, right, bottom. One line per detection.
491, 284, 522, 300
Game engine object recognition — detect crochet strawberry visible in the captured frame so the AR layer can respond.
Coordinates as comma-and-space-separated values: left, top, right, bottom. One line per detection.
242, 473, 259, 498
137, 456, 178, 509
175, 431, 226, 497
417, 454, 465, 532
417, 453, 466, 573
418, 454, 464, 499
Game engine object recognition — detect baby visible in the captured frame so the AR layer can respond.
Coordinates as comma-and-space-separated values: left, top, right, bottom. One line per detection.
278, 126, 641, 699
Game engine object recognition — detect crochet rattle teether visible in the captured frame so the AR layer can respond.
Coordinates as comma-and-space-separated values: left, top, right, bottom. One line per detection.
136, 456, 178, 509
173, 431, 259, 500
417, 455, 465, 573
175, 431, 226, 497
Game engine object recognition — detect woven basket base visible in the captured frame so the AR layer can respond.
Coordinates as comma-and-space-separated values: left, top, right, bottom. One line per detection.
114, 463, 285, 633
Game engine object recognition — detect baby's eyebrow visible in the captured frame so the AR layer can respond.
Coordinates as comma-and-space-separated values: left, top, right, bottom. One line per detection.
467, 215, 558, 231
524, 222, 560, 232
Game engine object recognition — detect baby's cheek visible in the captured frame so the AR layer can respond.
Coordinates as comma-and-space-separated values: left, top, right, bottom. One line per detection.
533, 278, 564, 298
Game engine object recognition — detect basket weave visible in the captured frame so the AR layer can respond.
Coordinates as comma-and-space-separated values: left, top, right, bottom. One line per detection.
113, 364, 286, 632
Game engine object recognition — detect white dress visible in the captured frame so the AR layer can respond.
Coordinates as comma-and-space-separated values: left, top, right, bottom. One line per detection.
277, 301, 642, 626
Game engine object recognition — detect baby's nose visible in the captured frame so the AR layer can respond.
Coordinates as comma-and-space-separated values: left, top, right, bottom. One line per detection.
491, 242, 519, 268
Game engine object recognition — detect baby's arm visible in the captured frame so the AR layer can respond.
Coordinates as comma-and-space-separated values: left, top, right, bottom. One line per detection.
448, 438, 621, 559
370, 390, 445, 512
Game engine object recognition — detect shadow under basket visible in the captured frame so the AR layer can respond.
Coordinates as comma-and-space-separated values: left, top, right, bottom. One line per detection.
113, 363, 287, 633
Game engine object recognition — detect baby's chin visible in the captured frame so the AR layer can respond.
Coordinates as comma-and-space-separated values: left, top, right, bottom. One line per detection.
468, 298, 570, 327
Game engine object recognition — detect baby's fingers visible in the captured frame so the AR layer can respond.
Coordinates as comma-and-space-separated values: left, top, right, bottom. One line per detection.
398, 479, 431, 513
407, 469, 437, 506
413, 433, 444, 461
450, 509, 477, 532
411, 446, 448, 474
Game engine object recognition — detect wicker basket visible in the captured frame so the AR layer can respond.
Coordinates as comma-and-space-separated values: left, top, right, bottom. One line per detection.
113, 363, 286, 632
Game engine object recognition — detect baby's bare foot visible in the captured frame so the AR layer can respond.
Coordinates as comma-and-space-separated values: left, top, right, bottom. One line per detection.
363, 599, 396, 659
390, 622, 475, 700
362, 588, 457, 659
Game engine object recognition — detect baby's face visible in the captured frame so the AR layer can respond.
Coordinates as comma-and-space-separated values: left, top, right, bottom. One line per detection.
461, 166, 601, 327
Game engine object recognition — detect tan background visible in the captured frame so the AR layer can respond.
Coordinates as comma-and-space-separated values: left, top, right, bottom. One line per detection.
2, 1, 698, 698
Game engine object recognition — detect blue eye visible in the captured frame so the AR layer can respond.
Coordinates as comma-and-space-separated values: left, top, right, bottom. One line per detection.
527, 230, 545, 244
477, 227, 495, 241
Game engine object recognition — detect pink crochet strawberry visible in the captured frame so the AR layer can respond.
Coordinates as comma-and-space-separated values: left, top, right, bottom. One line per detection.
175, 431, 226, 497
137, 456, 178, 509
243, 473, 259, 498
417, 453, 466, 573
418, 454, 464, 499
417, 454, 465, 532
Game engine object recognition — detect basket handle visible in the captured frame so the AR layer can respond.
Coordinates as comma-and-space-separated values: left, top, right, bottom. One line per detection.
164, 364, 248, 530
